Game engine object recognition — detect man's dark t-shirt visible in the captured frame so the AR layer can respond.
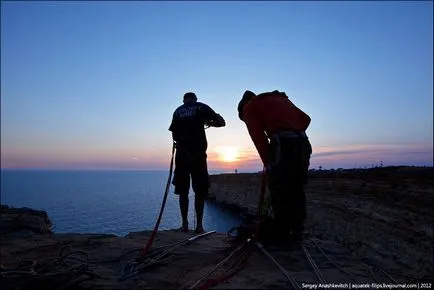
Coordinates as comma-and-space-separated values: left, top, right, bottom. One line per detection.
169, 102, 218, 152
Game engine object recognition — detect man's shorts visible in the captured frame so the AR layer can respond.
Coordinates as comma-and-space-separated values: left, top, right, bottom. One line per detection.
172, 149, 209, 197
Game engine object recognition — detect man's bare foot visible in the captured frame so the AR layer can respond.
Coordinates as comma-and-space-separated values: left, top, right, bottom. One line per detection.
195, 226, 205, 234
178, 224, 189, 233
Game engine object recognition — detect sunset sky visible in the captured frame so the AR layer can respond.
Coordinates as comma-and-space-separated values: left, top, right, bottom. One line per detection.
1, 1, 433, 171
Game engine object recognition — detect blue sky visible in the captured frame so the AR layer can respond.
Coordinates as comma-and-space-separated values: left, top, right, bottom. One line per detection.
1, 1, 433, 170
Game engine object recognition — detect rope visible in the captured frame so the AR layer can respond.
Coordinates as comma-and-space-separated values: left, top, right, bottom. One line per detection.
150, 231, 217, 265
196, 244, 252, 290
119, 231, 217, 281
183, 167, 269, 290
301, 243, 327, 283
309, 237, 416, 284
118, 142, 178, 280
376, 265, 398, 284
343, 241, 401, 284
367, 265, 378, 282
0, 245, 101, 290
140, 142, 176, 258
187, 167, 268, 289
254, 167, 268, 238
187, 239, 251, 289
309, 238, 358, 281
255, 241, 301, 289
308, 238, 385, 281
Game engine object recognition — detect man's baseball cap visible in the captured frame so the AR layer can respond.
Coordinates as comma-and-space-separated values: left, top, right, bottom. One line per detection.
183, 92, 197, 102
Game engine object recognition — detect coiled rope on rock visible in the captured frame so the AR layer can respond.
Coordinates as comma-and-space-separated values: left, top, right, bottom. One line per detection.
0, 245, 101, 290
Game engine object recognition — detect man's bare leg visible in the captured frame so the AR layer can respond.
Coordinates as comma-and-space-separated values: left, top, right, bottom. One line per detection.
194, 194, 205, 233
179, 194, 189, 232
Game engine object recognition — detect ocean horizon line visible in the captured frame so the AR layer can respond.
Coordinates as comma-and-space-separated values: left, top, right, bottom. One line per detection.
0, 168, 248, 173
1, 165, 432, 173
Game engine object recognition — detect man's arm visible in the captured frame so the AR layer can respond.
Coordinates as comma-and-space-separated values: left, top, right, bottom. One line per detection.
201, 104, 225, 127
168, 112, 178, 141
244, 102, 269, 165
209, 113, 226, 127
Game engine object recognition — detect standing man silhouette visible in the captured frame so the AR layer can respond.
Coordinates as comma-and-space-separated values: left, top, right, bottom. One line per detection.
169, 92, 225, 233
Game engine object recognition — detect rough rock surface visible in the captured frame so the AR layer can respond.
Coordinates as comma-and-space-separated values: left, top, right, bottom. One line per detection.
1, 167, 433, 289
208, 167, 433, 284
208, 173, 263, 216
1, 205, 53, 236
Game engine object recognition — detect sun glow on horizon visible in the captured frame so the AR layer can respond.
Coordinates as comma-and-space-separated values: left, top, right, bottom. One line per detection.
214, 146, 241, 163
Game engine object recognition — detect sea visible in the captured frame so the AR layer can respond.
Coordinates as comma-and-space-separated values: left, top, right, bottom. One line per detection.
0, 170, 242, 236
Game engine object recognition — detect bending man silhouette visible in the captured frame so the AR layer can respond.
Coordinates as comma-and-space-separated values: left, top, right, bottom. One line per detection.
238, 90, 312, 243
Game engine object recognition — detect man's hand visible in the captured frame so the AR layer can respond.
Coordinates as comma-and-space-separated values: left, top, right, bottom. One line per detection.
210, 114, 225, 127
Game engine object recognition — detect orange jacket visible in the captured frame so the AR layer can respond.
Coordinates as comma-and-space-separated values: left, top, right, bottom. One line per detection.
243, 91, 311, 165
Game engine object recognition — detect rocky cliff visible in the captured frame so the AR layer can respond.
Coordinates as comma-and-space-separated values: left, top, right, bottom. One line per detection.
1, 167, 432, 289
208, 166, 433, 284
208, 172, 263, 216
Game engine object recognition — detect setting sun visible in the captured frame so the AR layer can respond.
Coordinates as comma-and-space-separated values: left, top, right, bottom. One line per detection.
215, 146, 240, 163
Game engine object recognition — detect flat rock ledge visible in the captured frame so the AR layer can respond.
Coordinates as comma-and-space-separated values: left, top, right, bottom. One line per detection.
1, 168, 432, 289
